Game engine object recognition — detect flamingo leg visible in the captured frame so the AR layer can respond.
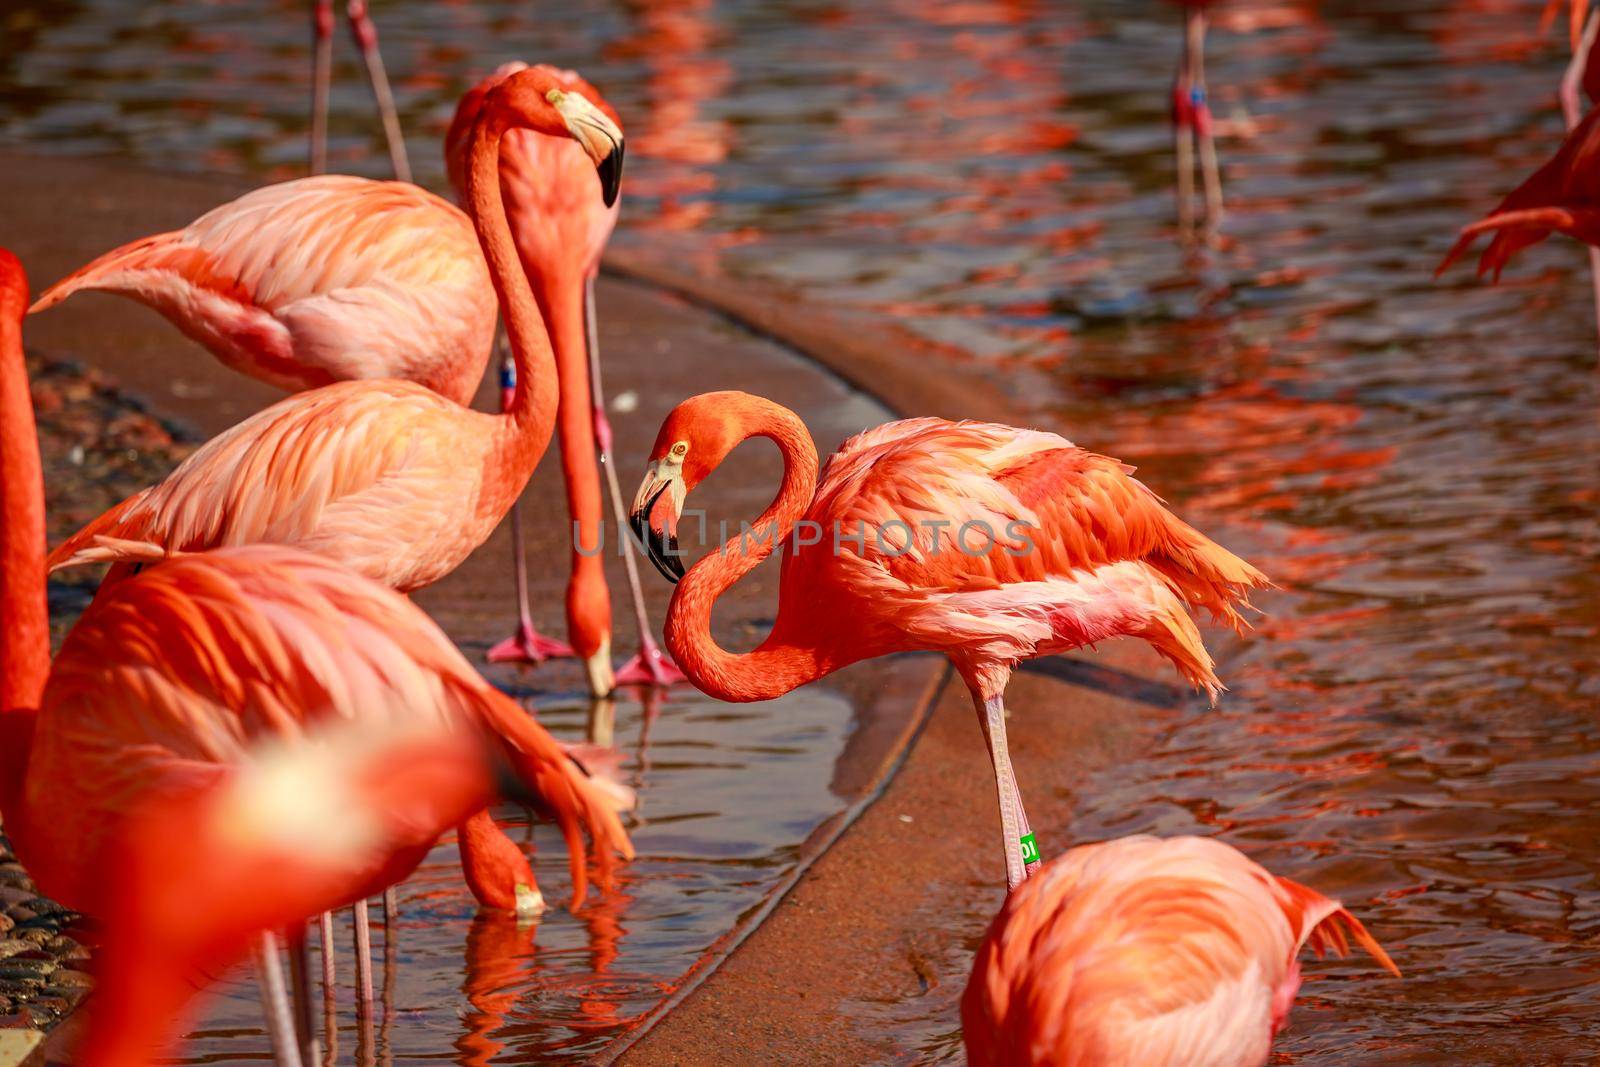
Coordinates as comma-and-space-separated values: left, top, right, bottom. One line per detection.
344, 0, 410, 182
254, 932, 306, 1067
487, 328, 578, 665
588, 695, 616, 748
352, 899, 374, 1016
1559, 11, 1600, 346
974, 691, 1042, 891
317, 912, 337, 1065
286, 924, 318, 1067
1190, 9, 1224, 237
309, 0, 332, 174
588, 276, 686, 688
1173, 11, 1196, 239
382, 884, 397, 971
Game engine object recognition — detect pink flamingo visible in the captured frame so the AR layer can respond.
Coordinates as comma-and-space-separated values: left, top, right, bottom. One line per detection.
629, 392, 1269, 889
43, 68, 621, 603
309, 0, 410, 180
446, 63, 684, 691
961, 835, 1399, 1066
0, 247, 631, 1063
29, 175, 496, 404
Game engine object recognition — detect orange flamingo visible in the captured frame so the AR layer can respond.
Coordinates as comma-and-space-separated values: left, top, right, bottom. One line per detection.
309, 0, 410, 180
445, 63, 684, 691
43, 68, 622, 602
0, 247, 631, 1062
961, 835, 1399, 1066
29, 176, 496, 403
629, 392, 1268, 889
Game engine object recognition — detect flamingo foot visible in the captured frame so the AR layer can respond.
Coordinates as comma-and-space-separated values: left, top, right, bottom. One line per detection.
615, 644, 687, 688
487, 621, 575, 665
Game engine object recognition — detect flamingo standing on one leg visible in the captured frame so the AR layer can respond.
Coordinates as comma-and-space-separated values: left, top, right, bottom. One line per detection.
629, 392, 1269, 890
0, 247, 631, 1064
446, 62, 683, 692
28, 176, 497, 403
1172, 0, 1224, 240
960, 836, 1400, 1066
309, 0, 410, 180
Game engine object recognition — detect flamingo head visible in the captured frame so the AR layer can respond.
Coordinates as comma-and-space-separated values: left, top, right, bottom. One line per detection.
476, 65, 625, 207
629, 392, 756, 583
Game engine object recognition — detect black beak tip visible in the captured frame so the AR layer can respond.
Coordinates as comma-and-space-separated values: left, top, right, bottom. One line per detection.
630, 490, 683, 586
597, 141, 624, 207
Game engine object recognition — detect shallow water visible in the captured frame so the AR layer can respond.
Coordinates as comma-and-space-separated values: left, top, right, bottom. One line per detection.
4, 0, 1599, 1061
182, 684, 857, 1063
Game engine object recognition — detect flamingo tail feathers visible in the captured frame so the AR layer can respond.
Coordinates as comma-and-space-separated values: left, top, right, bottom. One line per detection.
1276, 875, 1401, 978
47, 494, 156, 572
28, 231, 191, 314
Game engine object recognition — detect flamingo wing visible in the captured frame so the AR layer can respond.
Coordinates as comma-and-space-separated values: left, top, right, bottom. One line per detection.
29, 176, 495, 401
45, 380, 497, 591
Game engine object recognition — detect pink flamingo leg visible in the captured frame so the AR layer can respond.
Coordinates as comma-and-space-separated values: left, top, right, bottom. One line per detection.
585, 276, 685, 688
352, 900, 374, 1018
317, 911, 336, 1059
487, 336, 576, 665
285, 923, 318, 1067
1172, 14, 1196, 239
344, 0, 410, 182
309, 0, 332, 175
1190, 9, 1224, 238
253, 932, 306, 1067
975, 690, 1042, 891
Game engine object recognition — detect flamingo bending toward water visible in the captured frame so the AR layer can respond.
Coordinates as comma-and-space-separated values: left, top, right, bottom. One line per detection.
0, 247, 631, 1063
629, 392, 1269, 889
446, 62, 684, 692
44, 68, 622, 603
961, 835, 1399, 1066
309, 0, 410, 180
28, 176, 496, 403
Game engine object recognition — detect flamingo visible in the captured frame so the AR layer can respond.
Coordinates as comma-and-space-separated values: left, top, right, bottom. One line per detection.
1436, 100, 1600, 342
445, 63, 684, 691
1172, 1, 1224, 239
628, 392, 1269, 890
0, 247, 632, 1062
960, 835, 1399, 1066
28, 176, 496, 404
83, 719, 543, 1067
43, 68, 622, 602
309, 0, 410, 180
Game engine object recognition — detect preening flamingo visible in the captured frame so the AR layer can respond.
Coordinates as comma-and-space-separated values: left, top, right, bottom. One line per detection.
44, 68, 623, 602
446, 62, 683, 692
0, 247, 631, 1061
629, 392, 1269, 889
29, 176, 496, 403
1171, 0, 1224, 238
960, 835, 1399, 1067
309, 0, 410, 180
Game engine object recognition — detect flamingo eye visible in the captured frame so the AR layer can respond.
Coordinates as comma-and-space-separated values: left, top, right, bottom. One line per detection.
669, 441, 688, 460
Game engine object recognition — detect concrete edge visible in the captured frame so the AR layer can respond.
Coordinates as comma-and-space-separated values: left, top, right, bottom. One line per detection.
595, 659, 954, 1065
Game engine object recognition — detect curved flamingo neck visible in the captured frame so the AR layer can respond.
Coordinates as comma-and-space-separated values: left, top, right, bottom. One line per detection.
0, 265, 47, 817
665, 402, 825, 703
466, 111, 557, 456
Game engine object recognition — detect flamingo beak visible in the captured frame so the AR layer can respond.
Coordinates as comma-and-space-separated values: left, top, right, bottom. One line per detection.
629, 465, 685, 584
549, 88, 625, 207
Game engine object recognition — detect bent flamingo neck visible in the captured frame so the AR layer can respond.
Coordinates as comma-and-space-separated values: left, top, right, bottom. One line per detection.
665, 401, 825, 703
0, 252, 47, 816
466, 110, 558, 462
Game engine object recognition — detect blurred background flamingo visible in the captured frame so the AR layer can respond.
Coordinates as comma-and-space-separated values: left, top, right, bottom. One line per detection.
630, 391, 1268, 889
961, 835, 1399, 1066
